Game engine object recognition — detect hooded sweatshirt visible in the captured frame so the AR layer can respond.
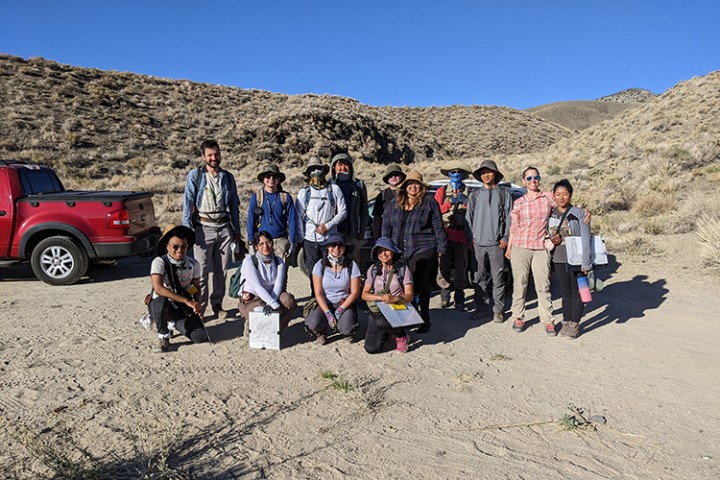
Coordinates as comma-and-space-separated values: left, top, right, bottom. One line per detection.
329, 153, 369, 239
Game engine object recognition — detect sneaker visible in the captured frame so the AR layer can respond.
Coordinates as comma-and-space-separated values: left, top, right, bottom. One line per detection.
155, 337, 170, 353
394, 335, 410, 353
492, 312, 505, 323
545, 322, 557, 337
563, 321, 580, 339
512, 319, 525, 332
416, 322, 431, 334
212, 304, 228, 320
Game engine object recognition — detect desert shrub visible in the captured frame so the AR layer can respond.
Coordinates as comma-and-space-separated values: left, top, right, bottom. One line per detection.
632, 194, 676, 217
609, 233, 661, 257
697, 215, 720, 268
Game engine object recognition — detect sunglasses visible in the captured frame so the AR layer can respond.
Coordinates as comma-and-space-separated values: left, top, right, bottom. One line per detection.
525, 175, 541, 181
448, 169, 464, 174
327, 242, 345, 248
169, 243, 188, 251
264, 173, 279, 180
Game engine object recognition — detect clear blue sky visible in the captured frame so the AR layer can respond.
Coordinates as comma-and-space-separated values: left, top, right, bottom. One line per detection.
1, 0, 718, 109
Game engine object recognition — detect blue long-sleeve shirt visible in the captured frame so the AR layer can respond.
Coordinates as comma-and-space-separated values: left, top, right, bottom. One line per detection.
246, 190, 298, 244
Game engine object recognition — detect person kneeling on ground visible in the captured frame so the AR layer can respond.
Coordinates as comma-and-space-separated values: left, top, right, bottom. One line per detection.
237, 231, 297, 336
362, 237, 414, 354
148, 224, 207, 353
304, 233, 361, 345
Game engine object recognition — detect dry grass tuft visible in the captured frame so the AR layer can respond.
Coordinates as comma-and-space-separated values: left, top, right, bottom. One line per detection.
697, 214, 720, 268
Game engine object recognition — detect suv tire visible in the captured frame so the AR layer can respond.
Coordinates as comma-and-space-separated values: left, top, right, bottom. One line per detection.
31, 236, 89, 285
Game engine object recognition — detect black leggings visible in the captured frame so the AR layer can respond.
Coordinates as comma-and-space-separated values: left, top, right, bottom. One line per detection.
364, 312, 407, 354
408, 248, 437, 325
554, 263, 585, 324
148, 296, 207, 343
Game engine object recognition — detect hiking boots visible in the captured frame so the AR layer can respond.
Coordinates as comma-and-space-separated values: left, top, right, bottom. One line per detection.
492, 312, 505, 323
394, 334, 410, 353
560, 321, 580, 339
315, 334, 327, 345
212, 304, 228, 320
155, 337, 170, 353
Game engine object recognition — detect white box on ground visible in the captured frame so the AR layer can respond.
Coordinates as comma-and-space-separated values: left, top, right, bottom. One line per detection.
248, 307, 281, 350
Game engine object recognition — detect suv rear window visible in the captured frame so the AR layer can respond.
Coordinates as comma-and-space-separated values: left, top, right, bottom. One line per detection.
19, 168, 65, 195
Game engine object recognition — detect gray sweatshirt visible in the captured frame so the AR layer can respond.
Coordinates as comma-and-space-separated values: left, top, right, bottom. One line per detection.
466, 185, 513, 247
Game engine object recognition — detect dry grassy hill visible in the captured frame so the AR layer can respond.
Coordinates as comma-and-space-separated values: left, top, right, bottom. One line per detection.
1, 53, 718, 268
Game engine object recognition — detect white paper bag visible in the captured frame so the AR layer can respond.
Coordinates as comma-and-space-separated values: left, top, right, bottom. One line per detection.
565, 235, 608, 267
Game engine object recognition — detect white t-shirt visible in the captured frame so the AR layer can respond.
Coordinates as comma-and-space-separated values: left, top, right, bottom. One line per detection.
150, 255, 201, 299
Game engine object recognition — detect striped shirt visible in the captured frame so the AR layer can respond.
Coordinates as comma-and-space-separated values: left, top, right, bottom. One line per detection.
509, 191, 554, 250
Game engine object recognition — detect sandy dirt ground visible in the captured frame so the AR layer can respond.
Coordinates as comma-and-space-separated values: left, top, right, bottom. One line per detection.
0, 233, 718, 479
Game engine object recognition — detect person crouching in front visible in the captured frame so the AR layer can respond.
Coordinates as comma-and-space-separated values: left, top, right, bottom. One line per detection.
304, 233, 361, 345
362, 237, 414, 354
148, 225, 207, 353
237, 231, 297, 336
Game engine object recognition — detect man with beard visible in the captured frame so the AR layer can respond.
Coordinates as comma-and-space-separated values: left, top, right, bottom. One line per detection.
182, 140, 242, 319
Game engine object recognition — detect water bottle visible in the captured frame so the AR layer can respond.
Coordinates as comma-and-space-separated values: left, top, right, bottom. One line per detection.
577, 274, 592, 303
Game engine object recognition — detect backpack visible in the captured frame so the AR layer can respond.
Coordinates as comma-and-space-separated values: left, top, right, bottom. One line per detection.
439, 185, 468, 228
301, 185, 337, 228
254, 188, 291, 229
367, 262, 407, 294
228, 255, 281, 298
496, 185, 510, 240
190, 166, 204, 227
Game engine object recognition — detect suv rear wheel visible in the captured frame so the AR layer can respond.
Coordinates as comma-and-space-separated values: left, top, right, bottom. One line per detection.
30, 236, 89, 285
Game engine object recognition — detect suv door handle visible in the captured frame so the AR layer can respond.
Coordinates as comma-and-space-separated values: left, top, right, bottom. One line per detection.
0, 210, 6, 216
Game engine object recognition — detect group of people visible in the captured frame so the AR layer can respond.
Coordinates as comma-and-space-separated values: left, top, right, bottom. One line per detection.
146, 140, 594, 353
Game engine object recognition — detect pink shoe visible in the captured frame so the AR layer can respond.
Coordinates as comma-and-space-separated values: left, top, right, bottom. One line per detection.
395, 334, 410, 353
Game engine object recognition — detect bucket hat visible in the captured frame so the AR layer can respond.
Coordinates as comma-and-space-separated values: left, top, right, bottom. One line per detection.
440, 160, 472, 176
303, 157, 329, 177
320, 232, 355, 253
472, 159, 504, 182
398, 171, 430, 190
257, 164, 286, 183
371, 236, 402, 261
157, 224, 196, 256
382, 164, 406, 184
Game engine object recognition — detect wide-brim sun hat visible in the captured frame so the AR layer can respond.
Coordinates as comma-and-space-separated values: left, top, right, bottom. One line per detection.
257, 164, 286, 183
157, 224, 196, 255
398, 171, 430, 189
303, 157, 330, 177
472, 159, 504, 182
440, 160, 472, 176
320, 232, 355, 254
382, 164, 406, 184
371, 236, 402, 261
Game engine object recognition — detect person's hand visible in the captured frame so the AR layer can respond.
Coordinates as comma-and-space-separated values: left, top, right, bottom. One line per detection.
334, 306, 346, 320
263, 304, 275, 315
505, 248, 512, 260
315, 223, 329, 235
499, 239, 508, 249
187, 299, 202, 315
324, 310, 337, 330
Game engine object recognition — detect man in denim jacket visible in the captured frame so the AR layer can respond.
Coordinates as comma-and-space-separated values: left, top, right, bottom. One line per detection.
182, 140, 242, 318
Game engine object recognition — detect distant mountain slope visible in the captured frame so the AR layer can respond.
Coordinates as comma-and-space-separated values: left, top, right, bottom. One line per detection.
526, 100, 639, 131
596, 88, 657, 103
0, 54, 570, 180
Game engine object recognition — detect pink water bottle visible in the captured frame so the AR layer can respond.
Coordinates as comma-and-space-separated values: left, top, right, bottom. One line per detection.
577, 274, 592, 303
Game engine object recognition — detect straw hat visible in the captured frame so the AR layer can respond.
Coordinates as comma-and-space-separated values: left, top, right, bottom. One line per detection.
398, 171, 430, 189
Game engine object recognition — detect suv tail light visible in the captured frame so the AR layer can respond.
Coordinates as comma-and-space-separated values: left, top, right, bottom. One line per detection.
107, 209, 130, 229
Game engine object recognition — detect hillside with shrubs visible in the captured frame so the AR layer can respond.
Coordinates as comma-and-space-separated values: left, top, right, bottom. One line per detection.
1, 54, 718, 269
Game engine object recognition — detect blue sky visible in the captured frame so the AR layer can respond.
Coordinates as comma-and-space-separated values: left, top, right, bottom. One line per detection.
1, 1, 718, 109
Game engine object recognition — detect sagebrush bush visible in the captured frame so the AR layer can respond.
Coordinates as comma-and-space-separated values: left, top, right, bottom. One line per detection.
697, 215, 720, 268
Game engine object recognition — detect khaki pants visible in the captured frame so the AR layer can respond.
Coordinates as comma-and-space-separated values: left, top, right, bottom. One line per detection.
237, 291, 296, 332
509, 247, 554, 324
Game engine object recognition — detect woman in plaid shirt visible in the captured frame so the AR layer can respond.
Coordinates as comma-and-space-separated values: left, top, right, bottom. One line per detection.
382, 171, 447, 333
505, 166, 556, 335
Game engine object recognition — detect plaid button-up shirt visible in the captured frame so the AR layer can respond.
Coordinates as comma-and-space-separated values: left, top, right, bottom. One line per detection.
382, 196, 447, 259
509, 191, 554, 250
